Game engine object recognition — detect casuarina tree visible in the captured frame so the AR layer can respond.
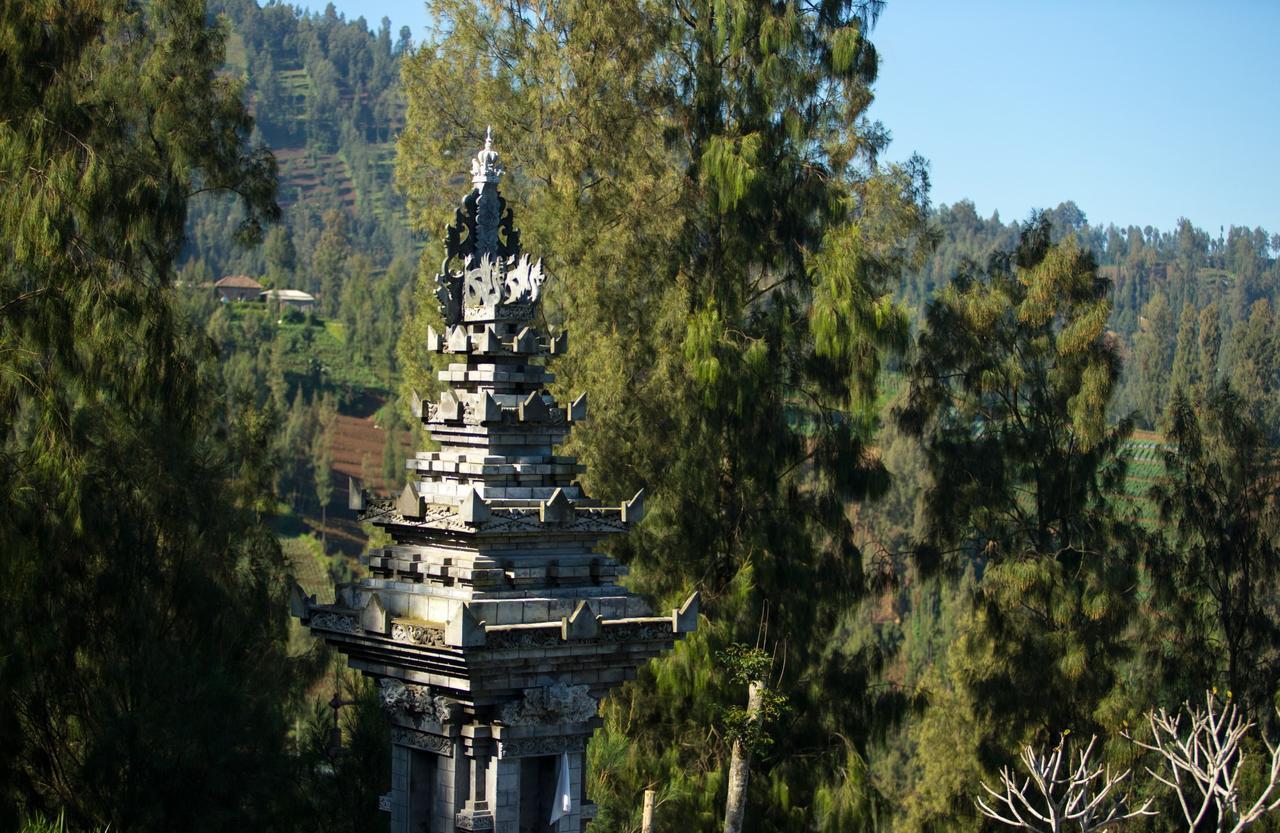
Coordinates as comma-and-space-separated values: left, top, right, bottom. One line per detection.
396, 0, 930, 828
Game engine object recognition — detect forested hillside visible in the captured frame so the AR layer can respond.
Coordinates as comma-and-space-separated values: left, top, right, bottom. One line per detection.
177, 0, 422, 570
900, 201, 1280, 432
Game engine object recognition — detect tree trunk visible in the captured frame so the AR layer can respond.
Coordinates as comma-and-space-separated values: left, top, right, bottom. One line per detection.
723, 680, 764, 833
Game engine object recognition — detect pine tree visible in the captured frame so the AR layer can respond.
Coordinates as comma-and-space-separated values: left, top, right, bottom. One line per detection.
1228, 299, 1279, 438
1149, 385, 1280, 717
1133, 291, 1175, 429
312, 413, 335, 549
310, 208, 351, 314
1197, 300, 1223, 393
396, 1, 929, 828
1168, 301, 1201, 403
0, 0, 300, 829
895, 220, 1140, 828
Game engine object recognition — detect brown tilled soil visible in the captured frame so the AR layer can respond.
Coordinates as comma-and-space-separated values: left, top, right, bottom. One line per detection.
306, 400, 415, 558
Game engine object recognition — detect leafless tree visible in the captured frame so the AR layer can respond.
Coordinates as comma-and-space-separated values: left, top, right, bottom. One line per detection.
975, 735, 1155, 832
1124, 691, 1280, 833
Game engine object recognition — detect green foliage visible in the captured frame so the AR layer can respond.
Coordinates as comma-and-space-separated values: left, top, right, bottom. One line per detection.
1229, 299, 1280, 438
718, 644, 775, 686
1168, 301, 1201, 401
293, 666, 390, 833
0, 0, 318, 830
397, 1, 930, 828
1133, 290, 1175, 429
895, 220, 1142, 828
1148, 385, 1280, 716
716, 645, 789, 756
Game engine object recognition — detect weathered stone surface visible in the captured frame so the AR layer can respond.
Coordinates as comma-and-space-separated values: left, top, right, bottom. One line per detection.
500, 684, 597, 726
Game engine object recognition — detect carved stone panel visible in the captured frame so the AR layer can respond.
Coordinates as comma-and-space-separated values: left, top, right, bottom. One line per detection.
390, 621, 446, 647
390, 726, 453, 756
309, 612, 360, 633
455, 809, 495, 831
500, 684, 598, 726
497, 733, 587, 759
379, 678, 456, 725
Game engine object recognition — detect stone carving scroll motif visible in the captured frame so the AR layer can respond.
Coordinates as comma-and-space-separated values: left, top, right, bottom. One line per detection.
500, 683, 598, 726
390, 726, 453, 755
390, 622, 446, 647
498, 733, 588, 759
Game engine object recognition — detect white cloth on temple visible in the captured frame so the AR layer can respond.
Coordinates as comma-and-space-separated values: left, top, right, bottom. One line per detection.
549, 751, 572, 825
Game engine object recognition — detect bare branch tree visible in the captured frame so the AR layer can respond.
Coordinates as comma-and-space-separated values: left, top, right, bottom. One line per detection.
1123, 690, 1280, 833
975, 735, 1156, 832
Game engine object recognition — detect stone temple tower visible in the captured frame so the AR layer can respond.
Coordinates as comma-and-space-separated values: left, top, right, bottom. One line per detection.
291, 133, 697, 833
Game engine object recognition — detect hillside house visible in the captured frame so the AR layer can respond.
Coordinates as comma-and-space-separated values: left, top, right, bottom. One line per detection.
214, 274, 263, 302
260, 288, 316, 312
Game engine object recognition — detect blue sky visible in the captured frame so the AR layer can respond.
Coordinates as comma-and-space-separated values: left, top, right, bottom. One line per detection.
302, 0, 1280, 234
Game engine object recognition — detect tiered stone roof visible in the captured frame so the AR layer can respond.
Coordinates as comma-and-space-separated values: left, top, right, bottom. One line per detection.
291, 131, 695, 833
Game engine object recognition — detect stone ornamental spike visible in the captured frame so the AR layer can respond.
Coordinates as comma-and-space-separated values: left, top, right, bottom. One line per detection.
291, 133, 698, 833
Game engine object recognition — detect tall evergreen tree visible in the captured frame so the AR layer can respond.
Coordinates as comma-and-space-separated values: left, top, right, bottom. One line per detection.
1133, 290, 1175, 428
895, 220, 1140, 830
1168, 301, 1201, 403
311, 208, 351, 314
396, 1, 929, 829
1149, 385, 1280, 717
1198, 300, 1223, 393
0, 0, 302, 830
1228, 299, 1279, 439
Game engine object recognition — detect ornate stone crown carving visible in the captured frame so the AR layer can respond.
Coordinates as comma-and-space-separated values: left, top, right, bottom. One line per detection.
435, 130, 544, 325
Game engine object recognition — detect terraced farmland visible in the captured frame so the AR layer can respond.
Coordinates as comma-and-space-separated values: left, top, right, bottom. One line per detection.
1118, 429, 1166, 525
274, 147, 358, 211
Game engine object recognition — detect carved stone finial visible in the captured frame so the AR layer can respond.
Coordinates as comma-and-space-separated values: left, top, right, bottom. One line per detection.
436, 133, 540, 325
471, 126, 503, 187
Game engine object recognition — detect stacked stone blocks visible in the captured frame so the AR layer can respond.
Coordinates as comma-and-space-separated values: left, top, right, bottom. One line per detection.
292, 133, 696, 833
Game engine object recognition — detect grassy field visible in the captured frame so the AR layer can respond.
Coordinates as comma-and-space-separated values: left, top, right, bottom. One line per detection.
222, 304, 390, 394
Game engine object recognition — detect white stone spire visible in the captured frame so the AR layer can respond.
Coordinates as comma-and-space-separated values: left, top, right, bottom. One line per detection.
470, 126, 503, 186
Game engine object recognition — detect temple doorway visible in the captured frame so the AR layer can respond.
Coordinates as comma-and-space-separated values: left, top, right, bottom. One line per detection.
519, 755, 558, 833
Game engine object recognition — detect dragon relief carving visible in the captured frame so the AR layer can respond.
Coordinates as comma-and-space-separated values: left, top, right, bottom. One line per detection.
463, 253, 504, 307
500, 683, 598, 726
503, 253, 545, 305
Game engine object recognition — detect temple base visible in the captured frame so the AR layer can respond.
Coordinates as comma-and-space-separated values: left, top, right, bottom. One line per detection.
386, 723, 591, 833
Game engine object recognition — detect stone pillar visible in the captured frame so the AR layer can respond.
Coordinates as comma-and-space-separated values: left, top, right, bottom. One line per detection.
434, 738, 462, 833
457, 743, 495, 832
492, 756, 521, 833
390, 743, 411, 833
